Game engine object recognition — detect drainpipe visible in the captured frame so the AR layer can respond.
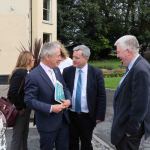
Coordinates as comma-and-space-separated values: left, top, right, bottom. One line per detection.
30, 0, 33, 49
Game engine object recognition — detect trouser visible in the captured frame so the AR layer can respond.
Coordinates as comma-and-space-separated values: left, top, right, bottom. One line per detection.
69, 111, 95, 150
115, 125, 144, 150
10, 108, 31, 150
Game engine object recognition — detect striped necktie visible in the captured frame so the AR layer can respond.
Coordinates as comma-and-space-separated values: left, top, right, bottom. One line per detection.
75, 69, 82, 112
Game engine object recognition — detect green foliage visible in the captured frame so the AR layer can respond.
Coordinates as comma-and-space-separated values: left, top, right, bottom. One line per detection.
104, 77, 121, 89
58, 0, 150, 58
86, 37, 112, 59
89, 59, 121, 69
57, 0, 112, 58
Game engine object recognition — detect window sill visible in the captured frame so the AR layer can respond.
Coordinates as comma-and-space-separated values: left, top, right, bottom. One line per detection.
42, 20, 53, 25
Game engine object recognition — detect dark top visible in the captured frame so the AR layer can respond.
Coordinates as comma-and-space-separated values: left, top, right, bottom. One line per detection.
7, 68, 28, 110
111, 56, 150, 145
63, 65, 106, 123
24, 65, 71, 132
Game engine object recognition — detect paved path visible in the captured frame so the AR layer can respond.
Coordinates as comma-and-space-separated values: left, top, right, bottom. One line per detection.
1, 85, 150, 149
94, 89, 150, 150
5, 124, 114, 150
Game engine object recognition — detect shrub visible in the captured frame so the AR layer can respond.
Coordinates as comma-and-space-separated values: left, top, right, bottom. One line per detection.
102, 68, 125, 78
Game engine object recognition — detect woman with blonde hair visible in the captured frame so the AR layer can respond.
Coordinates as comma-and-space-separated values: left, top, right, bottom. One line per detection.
56, 41, 73, 73
7, 51, 34, 150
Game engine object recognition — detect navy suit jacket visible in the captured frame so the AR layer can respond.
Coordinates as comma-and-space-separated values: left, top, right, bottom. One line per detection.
63, 65, 106, 124
111, 56, 150, 145
24, 65, 71, 132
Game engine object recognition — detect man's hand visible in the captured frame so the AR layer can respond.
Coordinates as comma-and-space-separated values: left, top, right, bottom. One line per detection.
62, 100, 71, 108
51, 104, 65, 113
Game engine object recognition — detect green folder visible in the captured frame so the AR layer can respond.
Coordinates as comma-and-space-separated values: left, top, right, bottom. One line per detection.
54, 80, 65, 103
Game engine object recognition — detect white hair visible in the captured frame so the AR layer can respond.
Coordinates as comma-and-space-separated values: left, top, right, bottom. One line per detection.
40, 41, 61, 59
114, 35, 140, 54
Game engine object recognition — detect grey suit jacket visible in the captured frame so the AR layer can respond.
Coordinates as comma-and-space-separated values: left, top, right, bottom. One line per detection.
111, 56, 150, 145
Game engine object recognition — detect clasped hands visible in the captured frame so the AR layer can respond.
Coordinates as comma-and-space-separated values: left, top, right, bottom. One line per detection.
51, 100, 71, 113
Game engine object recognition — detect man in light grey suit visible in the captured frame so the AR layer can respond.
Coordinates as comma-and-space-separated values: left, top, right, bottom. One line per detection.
111, 35, 150, 150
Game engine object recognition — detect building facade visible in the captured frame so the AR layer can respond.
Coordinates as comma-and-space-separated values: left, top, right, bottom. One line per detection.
0, 0, 57, 83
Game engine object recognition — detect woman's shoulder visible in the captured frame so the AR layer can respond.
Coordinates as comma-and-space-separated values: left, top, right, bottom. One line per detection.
14, 68, 27, 74
11, 68, 27, 78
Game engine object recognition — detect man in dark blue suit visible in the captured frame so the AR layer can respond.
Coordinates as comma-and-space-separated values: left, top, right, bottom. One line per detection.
111, 35, 150, 150
63, 45, 106, 150
24, 42, 71, 150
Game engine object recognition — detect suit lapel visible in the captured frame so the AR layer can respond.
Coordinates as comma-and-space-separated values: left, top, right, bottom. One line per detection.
53, 68, 60, 81
86, 65, 92, 103
37, 65, 55, 90
114, 56, 142, 99
70, 67, 76, 95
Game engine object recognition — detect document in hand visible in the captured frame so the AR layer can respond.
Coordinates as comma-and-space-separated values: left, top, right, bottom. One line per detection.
54, 80, 65, 103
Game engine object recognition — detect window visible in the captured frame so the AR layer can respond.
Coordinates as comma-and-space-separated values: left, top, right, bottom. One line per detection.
43, 33, 52, 43
43, 0, 51, 22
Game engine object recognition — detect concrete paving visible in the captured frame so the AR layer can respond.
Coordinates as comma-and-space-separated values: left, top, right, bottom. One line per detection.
94, 89, 150, 150
1, 85, 150, 150
5, 125, 114, 150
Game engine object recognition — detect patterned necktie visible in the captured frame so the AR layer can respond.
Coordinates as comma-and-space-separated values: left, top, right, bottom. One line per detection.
75, 69, 82, 112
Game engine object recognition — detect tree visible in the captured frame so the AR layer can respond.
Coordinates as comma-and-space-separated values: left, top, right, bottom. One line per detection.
57, 0, 150, 59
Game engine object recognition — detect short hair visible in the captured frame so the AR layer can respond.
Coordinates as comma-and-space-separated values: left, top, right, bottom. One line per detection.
73, 45, 91, 59
114, 35, 140, 54
40, 41, 61, 59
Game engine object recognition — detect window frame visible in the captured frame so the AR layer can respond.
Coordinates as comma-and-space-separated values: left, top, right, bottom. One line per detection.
43, 0, 52, 23
43, 33, 52, 43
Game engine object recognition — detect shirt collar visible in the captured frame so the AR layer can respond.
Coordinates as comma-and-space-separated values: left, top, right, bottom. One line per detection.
40, 62, 53, 72
128, 54, 140, 70
76, 64, 88, 73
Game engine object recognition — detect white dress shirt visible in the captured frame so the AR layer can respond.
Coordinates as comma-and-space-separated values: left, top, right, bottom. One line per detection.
72, 64, 89, 113
40, 62, 57, 113
40, 62, 56, 86
119, 54, 140, 85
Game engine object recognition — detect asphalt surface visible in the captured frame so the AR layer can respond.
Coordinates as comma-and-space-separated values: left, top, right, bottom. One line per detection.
1, 85, 150, 150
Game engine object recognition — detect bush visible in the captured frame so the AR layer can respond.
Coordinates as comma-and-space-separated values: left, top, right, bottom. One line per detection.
102, 68, 125, 78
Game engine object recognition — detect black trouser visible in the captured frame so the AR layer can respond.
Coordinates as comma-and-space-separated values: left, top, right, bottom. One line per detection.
116, 125, 144, 150
69, 111, 95, 150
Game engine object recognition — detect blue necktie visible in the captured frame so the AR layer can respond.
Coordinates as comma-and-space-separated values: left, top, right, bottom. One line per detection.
75, 69, 82, 112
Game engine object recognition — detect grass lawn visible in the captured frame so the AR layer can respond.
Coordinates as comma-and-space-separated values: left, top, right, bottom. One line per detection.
104, 77, 121, 89
89, 59, 122, 89
89, 59, 121, 69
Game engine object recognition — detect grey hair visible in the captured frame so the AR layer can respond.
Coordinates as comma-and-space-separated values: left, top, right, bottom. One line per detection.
40, 41, 61, 59
114, 35, 140, 54
73, 45, 91, 59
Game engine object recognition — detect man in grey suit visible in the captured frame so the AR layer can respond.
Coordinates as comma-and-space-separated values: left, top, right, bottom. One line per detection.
111, 35, 150, 150
24, 42, 71, 150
